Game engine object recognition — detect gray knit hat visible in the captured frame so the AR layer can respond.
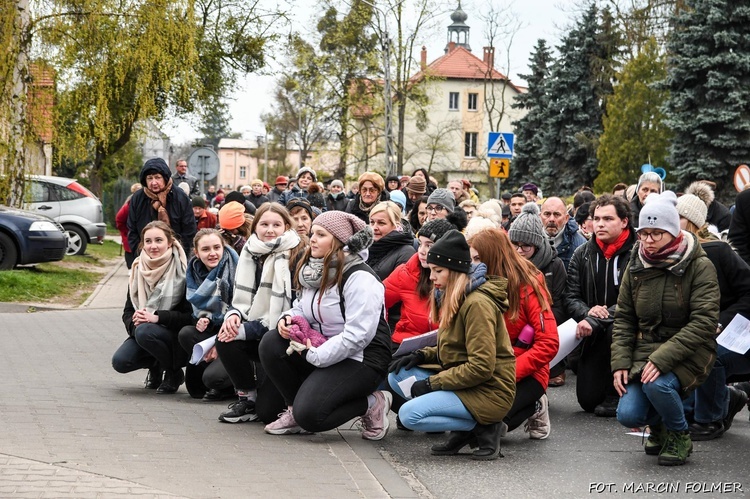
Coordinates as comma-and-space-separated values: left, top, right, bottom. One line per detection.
676, 194, 707, 229
330, 179, 344, 189
297, 166, 317, 182
313, 211, 373, 253
639, 191, 680, 237
427, 188, 455, 213
508, 202, 545, 250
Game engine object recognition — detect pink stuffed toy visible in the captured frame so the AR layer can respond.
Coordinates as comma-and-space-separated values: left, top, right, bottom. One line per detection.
286, 316, 327, 355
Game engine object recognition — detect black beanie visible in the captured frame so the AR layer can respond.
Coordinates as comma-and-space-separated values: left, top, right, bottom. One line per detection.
426, 230, 471, 274
418, 219, 455, 242
192, 196, 206, 208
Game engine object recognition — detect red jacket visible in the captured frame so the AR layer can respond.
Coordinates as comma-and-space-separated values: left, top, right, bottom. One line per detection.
504, 274, 559, 389
196, 210, 218, 230
383, 252, 438, 344
115, 201, 131, 253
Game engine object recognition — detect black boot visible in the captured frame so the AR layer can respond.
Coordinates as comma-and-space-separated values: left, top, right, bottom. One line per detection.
156, 368, 185, 394
431, 431, 477, 455
471, 423, 503, 461
144, 364, 162, 389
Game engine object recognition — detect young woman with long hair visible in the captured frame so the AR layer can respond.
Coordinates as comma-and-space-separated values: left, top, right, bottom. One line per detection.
388, 230, 516, 460
258, 211, 393, 440
112, 221, 192, 394
214, 203, 306, 423
468, 228, 559, 440
177, 229, 239, 401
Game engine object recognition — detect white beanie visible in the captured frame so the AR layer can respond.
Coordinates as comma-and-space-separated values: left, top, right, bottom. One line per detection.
676, 194, 707, 229
639, 191, 680, 237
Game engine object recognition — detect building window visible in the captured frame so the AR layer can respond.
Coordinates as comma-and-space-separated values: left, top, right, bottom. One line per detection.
468, 93, 478, 111
239, 166, 246, 178
464, 132, 478, 158
449, 92, 459, 110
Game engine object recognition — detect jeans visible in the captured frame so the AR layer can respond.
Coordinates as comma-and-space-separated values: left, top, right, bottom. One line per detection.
388, 366, 476, 432
616, 372, 688, 431
694, 345, 750, 423
112, 336, 155, 373
259, 330, 383, 433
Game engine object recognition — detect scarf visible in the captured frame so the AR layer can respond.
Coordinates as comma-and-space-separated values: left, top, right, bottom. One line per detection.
186, 246, 239, 325
433, 263, 487, 309
232, 230, 301, 328
129, 241, 187, 313
298, 253, 363, 290
367, 222, 414, 269
530, 238, 555, 270
596, 227, 631, 260
639, 231, 691, 269
142, 178, 174, 225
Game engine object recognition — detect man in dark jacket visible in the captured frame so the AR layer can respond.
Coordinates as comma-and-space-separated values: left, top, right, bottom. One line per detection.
172, 159, 200, 197
566, 194, 636, 417
267, 176, 288, 203
541, 197, 587, 270
128, 158, 197, 255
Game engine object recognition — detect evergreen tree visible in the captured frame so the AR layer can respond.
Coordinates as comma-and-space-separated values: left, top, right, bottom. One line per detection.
509, 39, 552, 189
535, 4, 616, 194
663, 0, 750, 197
198, 101, 238, 148
595, 37, 671, 192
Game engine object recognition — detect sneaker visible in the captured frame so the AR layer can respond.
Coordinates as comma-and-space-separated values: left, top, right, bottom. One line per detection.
524, 394, 550, 440
688, 421, 724, 441
724, 385, 749, 432
658, 430, 692, 466
594, 396, 619, 417
218, 398, 259, 423
265, 408, 304, 435
645, 423, 666, 455
361, 391, 393, 441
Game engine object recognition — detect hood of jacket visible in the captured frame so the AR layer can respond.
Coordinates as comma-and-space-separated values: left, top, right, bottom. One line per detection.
472, 276, 510, 315
139, 158, 172, 186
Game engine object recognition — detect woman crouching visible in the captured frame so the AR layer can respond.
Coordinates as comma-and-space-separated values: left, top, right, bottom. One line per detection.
388, 230, 516, 460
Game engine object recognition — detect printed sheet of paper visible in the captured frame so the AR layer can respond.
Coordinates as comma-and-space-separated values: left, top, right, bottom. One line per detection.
717, 314, 750, 354
393, 330, 438, 357
397, 376, 418, 400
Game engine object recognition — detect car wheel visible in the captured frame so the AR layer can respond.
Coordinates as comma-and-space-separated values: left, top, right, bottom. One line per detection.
0, 232, 19, 270
64, 225, 88, 256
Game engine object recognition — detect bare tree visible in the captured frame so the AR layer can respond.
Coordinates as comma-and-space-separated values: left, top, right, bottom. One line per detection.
404, 118, 462, 174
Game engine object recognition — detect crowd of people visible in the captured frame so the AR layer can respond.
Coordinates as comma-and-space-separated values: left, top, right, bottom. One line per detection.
112, 158, 750, 465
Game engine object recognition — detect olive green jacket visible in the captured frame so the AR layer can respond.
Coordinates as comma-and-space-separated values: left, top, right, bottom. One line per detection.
421, 277, 516, 425
611, 232, 719, 393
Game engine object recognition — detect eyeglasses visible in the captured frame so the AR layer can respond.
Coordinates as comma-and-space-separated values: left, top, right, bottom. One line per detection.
511, 241, 535, 251
361, 187, 380, 194
426, 204, 445, 213
637, 230, 666, 242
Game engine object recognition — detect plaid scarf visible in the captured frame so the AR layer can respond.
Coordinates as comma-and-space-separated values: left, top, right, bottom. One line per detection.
129, 241, 187, 313
232, 230, 301, 328
143, 178, 174, 225
639, 231, 691, 269
186, 246, 238, 326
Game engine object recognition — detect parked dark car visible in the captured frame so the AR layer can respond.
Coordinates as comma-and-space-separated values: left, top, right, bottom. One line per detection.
0, 206, 68, 270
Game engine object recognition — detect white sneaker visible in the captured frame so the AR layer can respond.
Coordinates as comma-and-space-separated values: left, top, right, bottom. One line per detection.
264, 408, 303, 435
360, 391, 392, 441
524, 394, 550, 440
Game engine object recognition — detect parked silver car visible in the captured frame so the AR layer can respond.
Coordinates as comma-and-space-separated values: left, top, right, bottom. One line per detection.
26, 176, 106, 255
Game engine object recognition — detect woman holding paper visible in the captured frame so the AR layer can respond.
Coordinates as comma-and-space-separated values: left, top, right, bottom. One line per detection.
675, 193, 750, 441
388, 230, 516, 460
214, 203, 305, 423
112, 221, 193, 394
176, 229, 238, 401
612, 191, 719, 466
468, 228, 559, 440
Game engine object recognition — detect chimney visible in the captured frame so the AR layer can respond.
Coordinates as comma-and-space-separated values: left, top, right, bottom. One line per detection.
421, 46, 427, 70
483, 46, 495, 69
448, 41, 457, 52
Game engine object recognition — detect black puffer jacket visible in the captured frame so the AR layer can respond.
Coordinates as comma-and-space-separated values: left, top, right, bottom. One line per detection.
345, 190, 390, 224
702, 240, 750, 327
366, 221, 416, 281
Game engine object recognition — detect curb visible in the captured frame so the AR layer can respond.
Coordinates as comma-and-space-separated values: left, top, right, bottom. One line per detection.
79, 257, 125, 309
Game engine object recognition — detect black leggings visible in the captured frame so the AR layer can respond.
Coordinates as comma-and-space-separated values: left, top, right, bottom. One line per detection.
259, 331, 384, 433
215, 336, 285, 424
504, 377, 545, 431
576, 326, 618, 412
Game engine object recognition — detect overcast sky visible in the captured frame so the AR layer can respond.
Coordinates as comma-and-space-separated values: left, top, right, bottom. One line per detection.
161, 0, 570, 144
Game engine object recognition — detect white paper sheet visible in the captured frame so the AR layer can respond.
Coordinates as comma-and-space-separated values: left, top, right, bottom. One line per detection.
393, 330, 438, 357
397, 376, 418, 400
190, 335, 217, 365
548, 318, 581, 367
717, 314, 750, 354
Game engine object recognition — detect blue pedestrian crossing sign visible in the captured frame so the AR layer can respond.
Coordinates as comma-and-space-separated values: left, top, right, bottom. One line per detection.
488, 132, 514, 159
